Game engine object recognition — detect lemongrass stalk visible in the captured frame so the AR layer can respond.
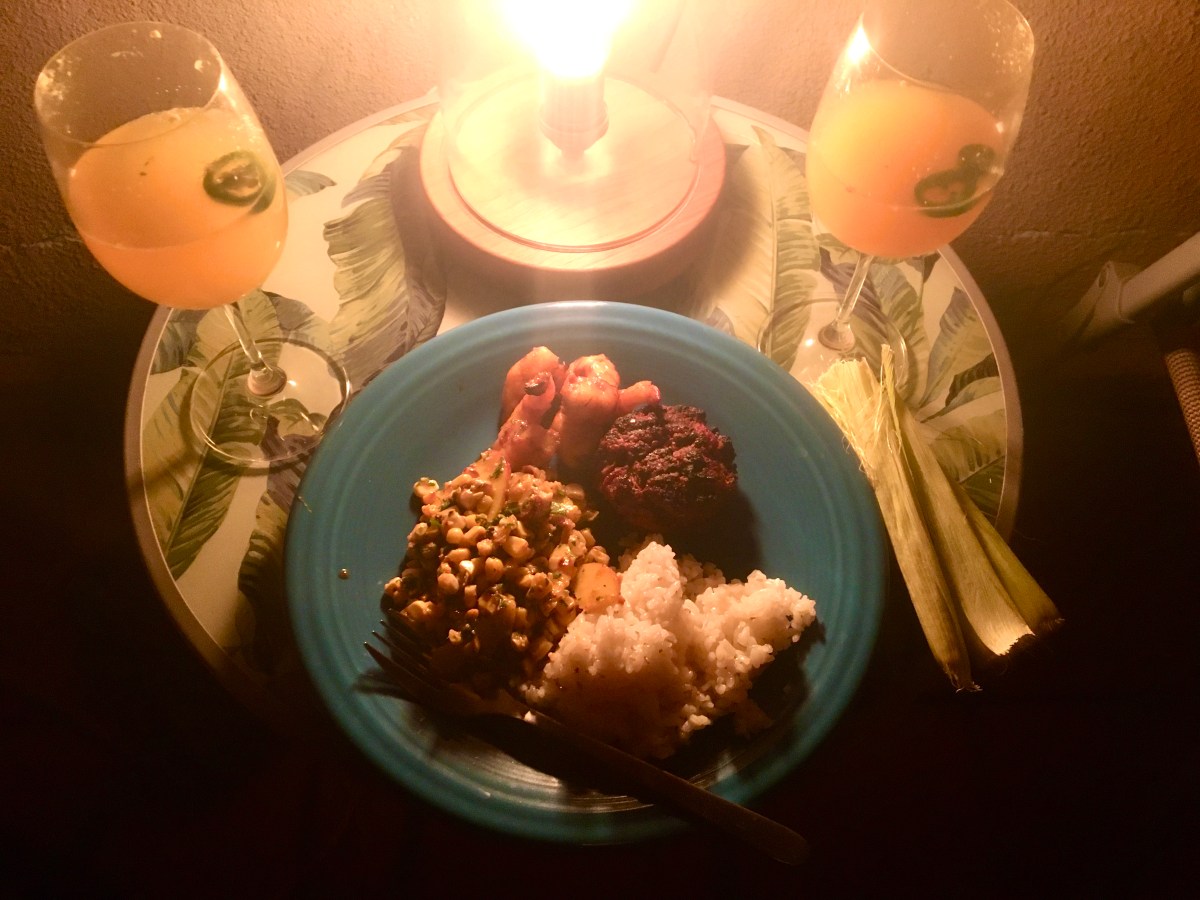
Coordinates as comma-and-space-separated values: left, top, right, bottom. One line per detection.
879, 352, 1034, 660
812, 359, 977, 691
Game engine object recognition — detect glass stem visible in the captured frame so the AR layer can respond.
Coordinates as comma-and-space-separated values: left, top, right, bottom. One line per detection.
818, 252, 875, 353
223, 301, 287, 397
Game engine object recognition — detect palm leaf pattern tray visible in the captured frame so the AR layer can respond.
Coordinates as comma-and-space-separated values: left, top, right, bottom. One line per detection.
126, 97, 1020, 719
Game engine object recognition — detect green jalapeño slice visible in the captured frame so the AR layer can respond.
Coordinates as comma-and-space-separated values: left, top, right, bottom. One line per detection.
915, 144, 996, 218
203, 150, 276, 213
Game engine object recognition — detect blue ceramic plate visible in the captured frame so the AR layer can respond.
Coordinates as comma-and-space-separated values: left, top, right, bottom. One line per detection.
286, 300, 885, 844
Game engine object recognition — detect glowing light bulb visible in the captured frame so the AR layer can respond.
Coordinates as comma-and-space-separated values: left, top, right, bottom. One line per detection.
498, 0, 636, 155
499, 0, 635, 78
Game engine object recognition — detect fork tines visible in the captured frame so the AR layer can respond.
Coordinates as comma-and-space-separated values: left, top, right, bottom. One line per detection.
381, 609, 427, 654
372, 619, 425, 665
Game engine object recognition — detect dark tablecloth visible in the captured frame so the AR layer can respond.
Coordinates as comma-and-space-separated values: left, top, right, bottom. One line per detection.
3, 310, 1197, 898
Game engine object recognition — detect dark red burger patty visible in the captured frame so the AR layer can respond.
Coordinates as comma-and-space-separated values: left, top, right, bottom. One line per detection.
594, 403, 737, 533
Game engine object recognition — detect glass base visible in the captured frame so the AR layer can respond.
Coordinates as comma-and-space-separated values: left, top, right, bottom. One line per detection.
448, 76, 699, 252
759, 299, 912, 394
187, 338, 350, 469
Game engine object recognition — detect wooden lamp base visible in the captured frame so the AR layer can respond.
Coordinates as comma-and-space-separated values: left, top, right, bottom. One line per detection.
418, 83, 726, 300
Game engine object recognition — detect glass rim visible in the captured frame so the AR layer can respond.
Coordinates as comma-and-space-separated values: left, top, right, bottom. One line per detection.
861, 0, 1035, 58
850, 0, 1035, 127
34, 20, 227, 149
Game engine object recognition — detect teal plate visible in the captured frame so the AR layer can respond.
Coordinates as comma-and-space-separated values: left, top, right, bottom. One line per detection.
286, 300, 885, 844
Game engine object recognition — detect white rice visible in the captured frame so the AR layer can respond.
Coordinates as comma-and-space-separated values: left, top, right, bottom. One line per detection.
525, 539, 817, 759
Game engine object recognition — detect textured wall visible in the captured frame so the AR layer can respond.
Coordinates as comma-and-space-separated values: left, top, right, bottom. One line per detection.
2, 0, 1198, 404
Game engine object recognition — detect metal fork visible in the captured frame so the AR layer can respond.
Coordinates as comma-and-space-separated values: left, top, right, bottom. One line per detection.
364, 615, 809, 866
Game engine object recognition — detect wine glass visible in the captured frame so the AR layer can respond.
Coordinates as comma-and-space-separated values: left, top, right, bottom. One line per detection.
35, 22, 349, 468
773, 0, 1034, 385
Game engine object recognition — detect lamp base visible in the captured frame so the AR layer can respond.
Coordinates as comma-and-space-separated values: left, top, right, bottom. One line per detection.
418, 100, 725, 299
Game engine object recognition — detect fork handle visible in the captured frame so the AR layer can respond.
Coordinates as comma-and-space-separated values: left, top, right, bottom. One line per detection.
527, 710, 810, 865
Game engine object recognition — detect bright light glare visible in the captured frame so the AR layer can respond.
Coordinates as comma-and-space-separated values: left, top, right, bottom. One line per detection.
846, 23, 872, 67
499, 0, 635, 79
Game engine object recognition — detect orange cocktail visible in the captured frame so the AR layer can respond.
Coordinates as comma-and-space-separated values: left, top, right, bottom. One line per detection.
69, 106, 286, 309
807, 79, 1001, 259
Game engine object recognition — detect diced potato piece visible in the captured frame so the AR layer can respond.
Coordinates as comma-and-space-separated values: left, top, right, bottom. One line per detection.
464, 448, 510, 518
573, 562, 621, 613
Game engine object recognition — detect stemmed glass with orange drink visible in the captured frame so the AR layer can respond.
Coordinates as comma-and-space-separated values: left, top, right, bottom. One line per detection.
35, 22, 349, 467
784, 0, 1034, 384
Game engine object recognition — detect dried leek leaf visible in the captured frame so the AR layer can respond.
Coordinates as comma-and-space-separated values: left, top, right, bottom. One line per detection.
812, 357, 977, 691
